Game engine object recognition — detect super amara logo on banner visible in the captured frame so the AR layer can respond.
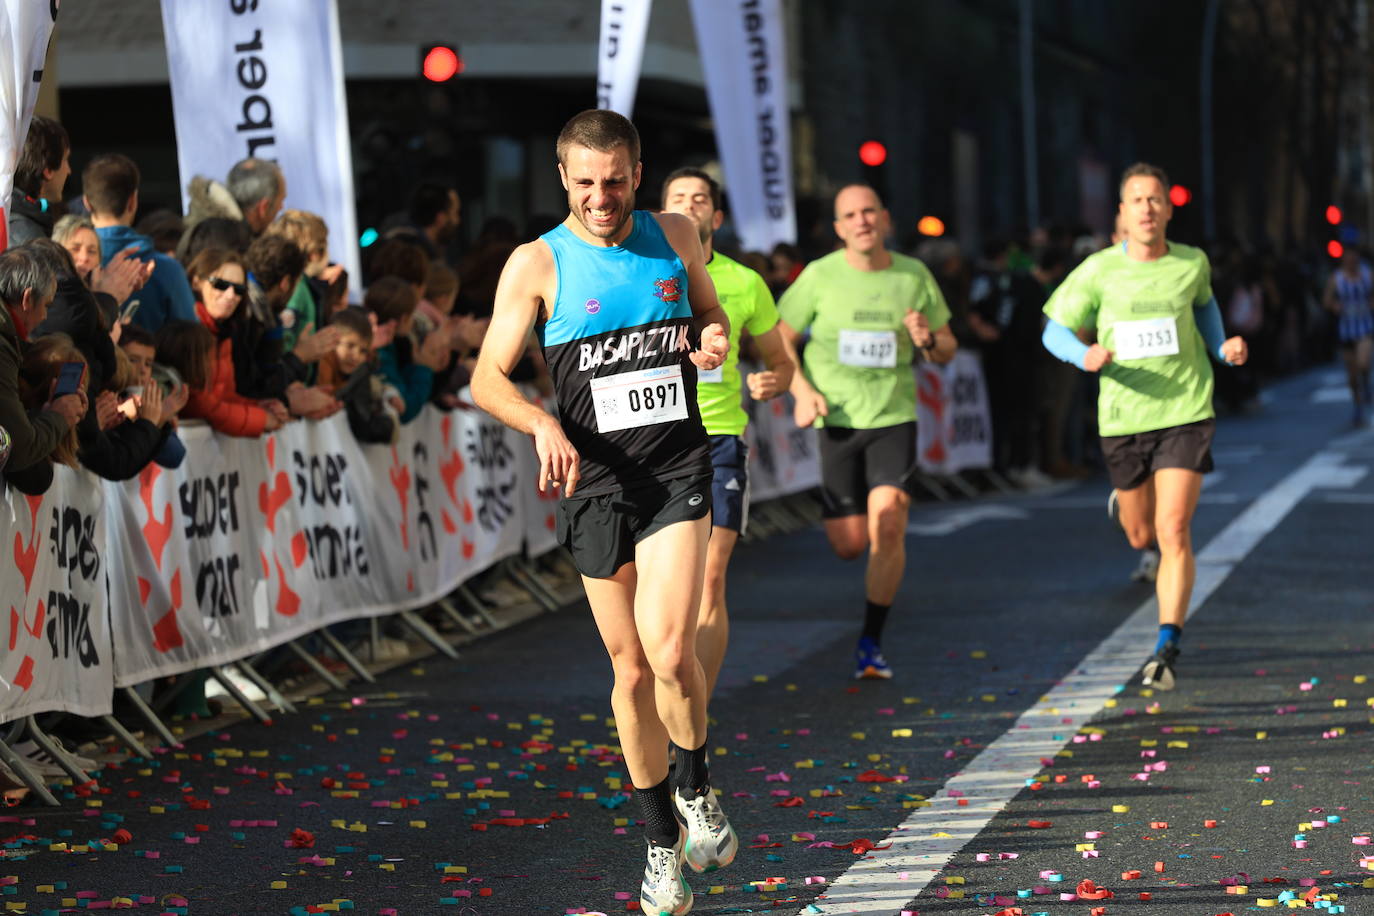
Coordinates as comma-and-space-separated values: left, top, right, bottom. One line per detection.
46, 505, 102, 670
295, 449, 370, 579
229, 0, 277, 158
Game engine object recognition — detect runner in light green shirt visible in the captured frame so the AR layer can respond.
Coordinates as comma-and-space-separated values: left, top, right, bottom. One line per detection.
661, 168, 798, 702
777, 184, 958, 681
1041, 163, 1249, 693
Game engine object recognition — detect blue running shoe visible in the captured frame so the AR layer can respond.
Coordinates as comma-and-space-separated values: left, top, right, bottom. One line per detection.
854, 636, 893, 680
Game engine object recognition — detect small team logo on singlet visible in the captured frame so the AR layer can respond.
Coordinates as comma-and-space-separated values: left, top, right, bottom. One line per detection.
687, 493, 704, 507
653, 277, 683, 303
585, 298, 601, 314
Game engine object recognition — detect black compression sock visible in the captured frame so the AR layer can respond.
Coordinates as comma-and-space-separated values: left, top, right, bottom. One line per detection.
862, 600, 891, 643
673, 739, 709, 796
634, 776, 681, 847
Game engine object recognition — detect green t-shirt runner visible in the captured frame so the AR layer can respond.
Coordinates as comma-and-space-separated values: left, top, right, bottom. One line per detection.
779, 249, 951, 429
1044, 242, 1215, 437
696, 252, 780, 437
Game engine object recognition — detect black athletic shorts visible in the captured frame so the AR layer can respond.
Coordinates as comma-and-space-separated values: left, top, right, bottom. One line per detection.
1100, 418, 1215, 491
555, 473, 713, 579
817, 422, 917, 519
709, 435, 749, 533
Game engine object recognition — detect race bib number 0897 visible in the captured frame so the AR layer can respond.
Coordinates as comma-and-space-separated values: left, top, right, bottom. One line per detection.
590, 365, 689, 433
1113, 316, 1179, 360
838, 329, 898, 368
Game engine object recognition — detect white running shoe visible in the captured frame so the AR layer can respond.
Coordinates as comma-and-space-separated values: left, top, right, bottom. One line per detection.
640, 832, 693, 916
674, 786, 738, 873
1131, 548, 1160, 583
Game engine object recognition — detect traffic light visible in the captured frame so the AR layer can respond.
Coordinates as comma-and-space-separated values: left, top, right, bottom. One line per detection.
1326, 205, 1342, 225
1169, 184, 1191, 207
1325, 203, 1346, 260
916, 215, 945, 237
858, 141, 887, 167
421, 45, 463, 82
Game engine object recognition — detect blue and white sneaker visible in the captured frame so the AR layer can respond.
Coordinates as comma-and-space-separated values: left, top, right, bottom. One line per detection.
675, 785, 738, 873
640, 831, 692, 916
854, 636, 893, 680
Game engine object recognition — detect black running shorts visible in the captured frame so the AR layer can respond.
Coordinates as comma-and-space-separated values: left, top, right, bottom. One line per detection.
1100, 418, 1215, 491
555, 473, 713, 579
817, 422, 917, 519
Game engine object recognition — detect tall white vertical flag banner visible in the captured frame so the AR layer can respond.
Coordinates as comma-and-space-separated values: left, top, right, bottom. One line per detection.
0, 0, 58, 251
596, 0, 652, 118
160, 0, 360, 290
689, 0, 795, 251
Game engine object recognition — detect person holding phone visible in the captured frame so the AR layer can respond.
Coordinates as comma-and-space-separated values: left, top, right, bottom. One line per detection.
0, 248, 87, 495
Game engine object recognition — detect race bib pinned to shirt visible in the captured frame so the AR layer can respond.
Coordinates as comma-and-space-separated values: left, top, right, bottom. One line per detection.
1114, 316, 1179, 360
590, 365, 690, 433
696, 365, 724, 384
838, 329, 898, 368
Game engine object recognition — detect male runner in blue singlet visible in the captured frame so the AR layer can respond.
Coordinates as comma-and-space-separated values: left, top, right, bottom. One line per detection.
472, 110, 734, 916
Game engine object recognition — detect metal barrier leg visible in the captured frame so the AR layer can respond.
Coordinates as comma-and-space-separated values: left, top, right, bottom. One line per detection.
397, 610, 459, 659
436, 596, 482, 636
23, 716, 90, 785
121, 686, 182, 749
316, 629, 377, 684
454, 585, 500, 629
0, 737, 58, 806
100, 715, 151, 760
233, 659, 298, 714
209, 667, 272, 724
940, 473, 981, 500
285, 641, 348, 691
504, 559, 560, 612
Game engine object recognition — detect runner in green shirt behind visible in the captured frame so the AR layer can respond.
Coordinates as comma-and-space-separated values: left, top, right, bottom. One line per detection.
661, 167, 798, 700
778, 184, 957, 680
1042, 162, 1248, 691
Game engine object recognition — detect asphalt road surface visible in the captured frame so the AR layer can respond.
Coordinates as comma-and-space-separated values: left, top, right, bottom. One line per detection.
7, 363, 1374, 916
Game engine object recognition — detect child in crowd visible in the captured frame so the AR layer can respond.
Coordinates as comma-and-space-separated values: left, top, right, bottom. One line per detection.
17, 334, 87, 470
154, 319, 283, 437
117, 323, 187, 467
317, 307, 401, 444
364, 276, 450, 423
415, 262, 483, 407
265, 209, 346, 354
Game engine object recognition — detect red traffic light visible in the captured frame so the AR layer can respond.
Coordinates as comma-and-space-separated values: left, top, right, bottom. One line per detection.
1328, 240, 1345, 259
1326, 205, 1342, 226
859, 141, 887, 167
1169, 184, 1191, 207
423, 46, 462, 82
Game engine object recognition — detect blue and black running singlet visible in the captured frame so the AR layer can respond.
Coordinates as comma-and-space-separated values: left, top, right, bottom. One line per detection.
538, 212, 710, 498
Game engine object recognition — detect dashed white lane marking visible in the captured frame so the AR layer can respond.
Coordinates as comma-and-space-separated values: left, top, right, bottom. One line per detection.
814, 444, 1367, 915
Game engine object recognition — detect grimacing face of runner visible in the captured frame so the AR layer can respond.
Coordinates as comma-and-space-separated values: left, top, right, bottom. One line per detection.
833, 186, 890, 256
559, 144, 642, 244
662, 176, 719, 245
1118, 175, 1172, 249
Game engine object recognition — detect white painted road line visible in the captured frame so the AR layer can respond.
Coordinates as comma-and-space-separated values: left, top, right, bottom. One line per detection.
815, 440, 1368, 915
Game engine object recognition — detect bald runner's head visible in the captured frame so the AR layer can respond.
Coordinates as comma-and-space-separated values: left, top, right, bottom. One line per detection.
833, 184, 890, 256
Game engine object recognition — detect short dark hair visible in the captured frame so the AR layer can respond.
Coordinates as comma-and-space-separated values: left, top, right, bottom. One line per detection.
185, 247, 247, 289
661, 167, 722, 212
556, 109, 640, 167
154, 320, 214, 389
118, 323, 155, 350
328, 306, 373, 343
364, 275, 419, 324
409, 183, 455, 227
82, 153, 141, 218
245, 235, 305, 292
1119, 162, 1170, 198
180, 216, 253, 263
14, 116, 69, 198
364, 238, 429, 288
137, 209, 185, 255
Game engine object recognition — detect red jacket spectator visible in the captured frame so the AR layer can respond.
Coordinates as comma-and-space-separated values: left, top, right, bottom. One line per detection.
182, 301, 268, 437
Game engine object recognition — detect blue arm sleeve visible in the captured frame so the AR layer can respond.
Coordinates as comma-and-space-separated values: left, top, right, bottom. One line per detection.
1042, 318, 1090, 369
1194, 297, 1229, 364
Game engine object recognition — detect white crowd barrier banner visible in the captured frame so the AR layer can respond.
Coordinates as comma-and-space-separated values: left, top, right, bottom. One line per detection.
596, 0, 652, 118
916, 350, 993, 474
740, 378, 820, 502
1, 464, 115, 722
688, 0, 796, 251
160, 0, 361, 294
0, 0, 59, 251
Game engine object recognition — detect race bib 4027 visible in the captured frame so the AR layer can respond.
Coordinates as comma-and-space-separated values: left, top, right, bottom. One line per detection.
838, 329, 898, 368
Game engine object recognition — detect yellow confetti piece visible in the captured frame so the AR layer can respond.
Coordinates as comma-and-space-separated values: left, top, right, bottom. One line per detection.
443, 865, 467, 874
1334, 699, 1348, 707
752, 674, 768, 683
785, 683, 797, 691
709, 885, 725, 894
1139, 739, 1158, 747
892, 728, 912, 737
903, 696, 918, 704
945, 876, 965, 885
1256, 731, 1268, 740
947, 890, 965, 899
48, 843, 67, 852
1167, 740, 1189, 748
1112, 805, 1130, 813
35, 886, 52, 894
970, 650, 987, 658
851, 732, 866, 740
409, 821, 426, 828
1261, 799, 1274, 806
981, 694, 997, 702
1075, 843, 1096, 851
1256, 898, 1277, 907
271, 881, 288, 889
931, 831, 953, 838
379, 863, 394, 871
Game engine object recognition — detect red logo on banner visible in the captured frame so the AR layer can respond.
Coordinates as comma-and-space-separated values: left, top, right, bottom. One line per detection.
441, 509, 457, 535
439, 417, 465, 505
461, 538, 474, 559
918, 368, 946, 465
259, 472, 291, 533
12, 655, 34, 691
388, 446, 411, 549
9, 598, 45, 652
291, 531, 308, 569
139, 464, 174, 570
13, 493, 42, 595
152, 569, 185, 652
273, 554, 300, 616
